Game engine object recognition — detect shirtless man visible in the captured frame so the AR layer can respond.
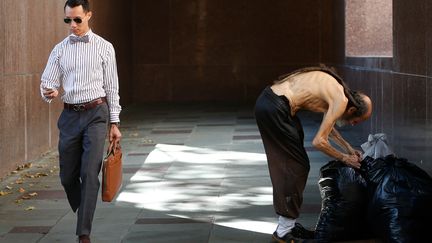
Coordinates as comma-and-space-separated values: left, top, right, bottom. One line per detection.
254, 66, 372, 242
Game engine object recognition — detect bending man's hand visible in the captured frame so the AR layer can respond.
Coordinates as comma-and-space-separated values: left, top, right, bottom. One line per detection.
341, 153, 361, 169
352, 149, 362, 158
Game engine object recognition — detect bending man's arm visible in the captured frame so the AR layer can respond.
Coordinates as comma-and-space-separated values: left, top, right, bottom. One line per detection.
329, 128, 356, 154
312, 95, 361, 168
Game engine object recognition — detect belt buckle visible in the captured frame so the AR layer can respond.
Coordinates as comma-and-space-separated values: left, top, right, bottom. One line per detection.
73, 104, 85, 111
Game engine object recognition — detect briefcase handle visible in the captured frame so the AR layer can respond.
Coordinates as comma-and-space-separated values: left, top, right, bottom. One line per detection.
107, 141, 121, 156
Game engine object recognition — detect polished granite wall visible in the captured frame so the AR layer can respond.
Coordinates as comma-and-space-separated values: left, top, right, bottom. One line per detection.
0, 0, 66, 178
130, 0, 328, 102
325, 0, 432, 173
91, 0, 133, 104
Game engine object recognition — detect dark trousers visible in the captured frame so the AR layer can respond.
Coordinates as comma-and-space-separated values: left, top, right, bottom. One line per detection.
57, 103, 109, 235
254, 86, 310, 219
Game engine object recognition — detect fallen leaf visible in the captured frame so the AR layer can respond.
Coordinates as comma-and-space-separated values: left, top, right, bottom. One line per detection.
36, 173, 49, 177
21, 195, 31, 200
24, 174, 35, 178
18, 188, 26, 193
11, 171, 18, 174
25, 206, 35, 211
29, 192, 38, 197
15, 199, 23, 204
15, 179, 24, 184
5, 186, 12, 190
0, 191, 12, 196
143, 139, 154, 144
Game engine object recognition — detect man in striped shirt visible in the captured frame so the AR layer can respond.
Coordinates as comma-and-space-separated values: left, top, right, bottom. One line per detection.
40, 1, 121, 242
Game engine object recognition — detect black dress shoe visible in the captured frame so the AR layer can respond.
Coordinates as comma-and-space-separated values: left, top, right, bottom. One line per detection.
271, 232, 301, 243
271, 223, 315, 243
291, 223, 315, 239
78, 235, 91, 243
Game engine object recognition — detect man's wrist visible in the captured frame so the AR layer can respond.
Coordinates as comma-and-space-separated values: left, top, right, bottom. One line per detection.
110, 122, 120, 127
339, 153, 347, 161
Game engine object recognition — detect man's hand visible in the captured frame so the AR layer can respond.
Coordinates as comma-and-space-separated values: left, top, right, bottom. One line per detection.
43, 88, 59, 99
353, 149, 362, 158
341, 153, 361, 169
109, 124, 122, 147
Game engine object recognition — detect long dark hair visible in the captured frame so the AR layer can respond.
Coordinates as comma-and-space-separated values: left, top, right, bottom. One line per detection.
274, 65, 368, 116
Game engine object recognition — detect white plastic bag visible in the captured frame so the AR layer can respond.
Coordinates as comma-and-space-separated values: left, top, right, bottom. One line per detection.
361, 133, 394, 160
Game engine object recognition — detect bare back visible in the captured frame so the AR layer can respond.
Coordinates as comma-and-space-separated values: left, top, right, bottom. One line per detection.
270, 71, 348, 117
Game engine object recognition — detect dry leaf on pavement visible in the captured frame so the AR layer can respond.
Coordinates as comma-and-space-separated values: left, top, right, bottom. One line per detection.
0, 191, 12, 196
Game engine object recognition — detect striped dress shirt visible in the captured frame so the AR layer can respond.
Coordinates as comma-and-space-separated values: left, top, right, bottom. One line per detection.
40, 29, 121, 122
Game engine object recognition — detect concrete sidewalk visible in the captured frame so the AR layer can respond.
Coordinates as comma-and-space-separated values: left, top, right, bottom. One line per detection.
0, 103, 378, 243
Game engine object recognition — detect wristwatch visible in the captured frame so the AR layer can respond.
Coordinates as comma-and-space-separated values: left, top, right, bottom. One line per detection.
111, 122, 120, 127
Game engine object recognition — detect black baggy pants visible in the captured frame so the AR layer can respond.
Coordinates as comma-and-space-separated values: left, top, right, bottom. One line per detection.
57, 102, 109, 236
254, 86, 310, 219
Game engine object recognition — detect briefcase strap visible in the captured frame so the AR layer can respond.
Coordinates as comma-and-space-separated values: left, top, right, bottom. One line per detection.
106, 141, 121, 156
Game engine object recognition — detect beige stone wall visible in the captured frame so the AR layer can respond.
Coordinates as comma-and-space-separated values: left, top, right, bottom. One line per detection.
345, 0, 393, 57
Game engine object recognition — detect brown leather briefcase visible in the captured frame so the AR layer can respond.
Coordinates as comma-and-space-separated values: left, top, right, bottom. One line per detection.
102, 142, 123, 202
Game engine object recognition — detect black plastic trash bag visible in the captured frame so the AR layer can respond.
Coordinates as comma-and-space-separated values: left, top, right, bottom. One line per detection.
315, 160, 372, 242
361, 155, 432, 243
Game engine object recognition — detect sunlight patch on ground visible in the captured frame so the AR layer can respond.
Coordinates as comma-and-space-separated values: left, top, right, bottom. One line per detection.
116, 144, 276, 233
144, 144, 267, 164
216, 220, 277, 234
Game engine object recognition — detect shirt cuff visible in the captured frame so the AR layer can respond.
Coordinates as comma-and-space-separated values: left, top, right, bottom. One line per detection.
110, 112, 120, 123
42, 97, 53, 103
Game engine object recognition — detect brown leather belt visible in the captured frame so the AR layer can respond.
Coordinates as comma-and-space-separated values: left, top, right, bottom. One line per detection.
64, 97, 107, 111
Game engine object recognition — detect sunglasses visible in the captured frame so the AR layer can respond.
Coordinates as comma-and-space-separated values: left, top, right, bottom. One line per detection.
64, 18, 83, 24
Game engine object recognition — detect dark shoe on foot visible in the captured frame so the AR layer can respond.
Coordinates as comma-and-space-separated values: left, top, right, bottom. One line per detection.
271, 223, 315, 243
78, 235, 91, 243
291, 223, 315, 239
271, 232, 302, 243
